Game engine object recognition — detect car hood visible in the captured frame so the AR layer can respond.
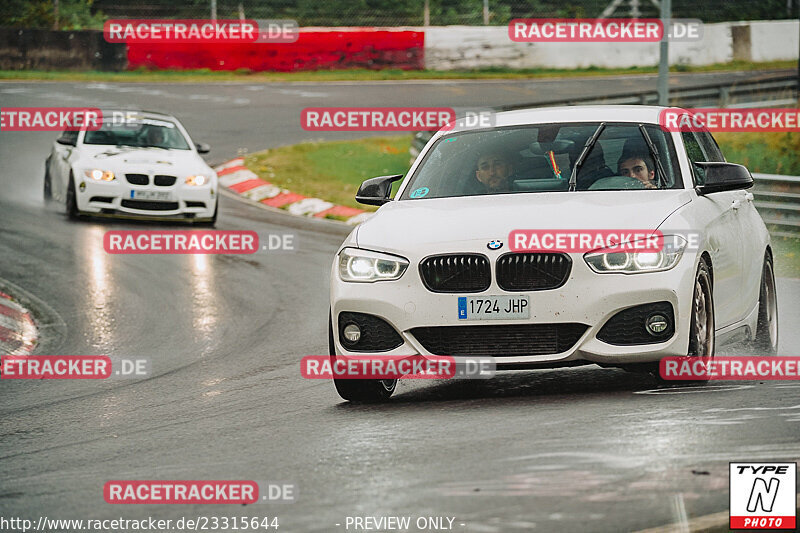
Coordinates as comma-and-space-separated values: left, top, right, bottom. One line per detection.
77, 145, 209, 173
356, 190, 692, 254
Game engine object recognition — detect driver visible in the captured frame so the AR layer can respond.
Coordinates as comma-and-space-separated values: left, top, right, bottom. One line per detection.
618, 153, 657, 189
470, 149, 515, 194
145, 126, 167, 147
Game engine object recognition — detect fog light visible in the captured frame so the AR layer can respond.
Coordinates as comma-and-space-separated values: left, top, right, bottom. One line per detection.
343, 323, 361, 343
79, 182, 86, 192
646, 314, 669, 336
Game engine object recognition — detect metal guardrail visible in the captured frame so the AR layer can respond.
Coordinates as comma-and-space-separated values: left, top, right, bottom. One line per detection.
752, 173, 800, 238
499, 74, 798, 111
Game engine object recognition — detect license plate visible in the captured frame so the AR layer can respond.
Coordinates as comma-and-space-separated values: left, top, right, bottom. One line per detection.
457, 295, 530, 321
130, 189, 173, 201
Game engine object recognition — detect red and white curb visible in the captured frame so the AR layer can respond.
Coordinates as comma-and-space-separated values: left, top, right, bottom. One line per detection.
214, 158, 374, 225
0, 290, 37, 356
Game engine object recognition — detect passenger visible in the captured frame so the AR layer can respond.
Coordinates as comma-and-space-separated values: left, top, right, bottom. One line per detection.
145, 127, 167, 148
576, 143, 615, 189
618, 153, 657, 189
471, 149, 515, 194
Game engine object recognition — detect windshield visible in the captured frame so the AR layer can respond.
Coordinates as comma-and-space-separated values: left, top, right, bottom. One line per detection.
400, 122, 682, 200
83, 117, 191, 150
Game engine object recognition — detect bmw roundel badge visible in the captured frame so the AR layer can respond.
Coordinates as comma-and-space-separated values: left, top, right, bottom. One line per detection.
487, 240, 503, 250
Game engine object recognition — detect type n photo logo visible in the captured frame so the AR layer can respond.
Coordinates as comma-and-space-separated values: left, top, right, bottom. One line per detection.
730, 462, 796, 529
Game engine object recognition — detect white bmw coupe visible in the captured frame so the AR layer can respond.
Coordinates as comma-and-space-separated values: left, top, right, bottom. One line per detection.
329, 106, 778, 402
44, 110, 218, 225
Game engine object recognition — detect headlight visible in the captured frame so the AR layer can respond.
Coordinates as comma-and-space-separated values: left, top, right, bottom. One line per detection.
185, 175, 207, 186
584, 235, 687, 274
338, 248, 409, 282
84, 169, 115, 182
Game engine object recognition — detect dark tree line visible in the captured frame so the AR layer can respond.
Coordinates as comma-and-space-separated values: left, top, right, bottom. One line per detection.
2, 0, 796, 30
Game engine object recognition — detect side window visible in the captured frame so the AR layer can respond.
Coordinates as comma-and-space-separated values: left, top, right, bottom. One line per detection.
681, 131, 707, 185
58, 130, 79, 146
696, 131, 725, 162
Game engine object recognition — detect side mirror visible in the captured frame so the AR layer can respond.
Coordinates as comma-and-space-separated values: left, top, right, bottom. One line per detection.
56, 135, 76, 146
195, 142, 211, 154
694, 162, 754, 195
356, 174, 404, 206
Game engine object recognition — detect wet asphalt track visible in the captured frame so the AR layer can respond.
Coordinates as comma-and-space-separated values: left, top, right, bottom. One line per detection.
1, 72, 799, 532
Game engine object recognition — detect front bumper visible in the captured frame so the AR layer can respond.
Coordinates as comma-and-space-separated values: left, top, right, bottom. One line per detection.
330, 251, 698, 367
75, 177, 216, 220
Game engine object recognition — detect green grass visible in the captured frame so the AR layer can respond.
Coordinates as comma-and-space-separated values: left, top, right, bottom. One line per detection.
0, 60, 793, 83
245, 135, 412, 210
715, 132, 800, 176
771, 236, 800, 278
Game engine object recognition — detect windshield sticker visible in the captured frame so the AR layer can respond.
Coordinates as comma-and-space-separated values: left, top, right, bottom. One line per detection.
410, 187, 430, 198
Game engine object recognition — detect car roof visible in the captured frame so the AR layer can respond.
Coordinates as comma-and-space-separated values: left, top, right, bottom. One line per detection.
445, 105, 680, 134
98, 109, 179, 121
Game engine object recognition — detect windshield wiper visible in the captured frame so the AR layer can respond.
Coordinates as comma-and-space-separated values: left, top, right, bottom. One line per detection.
638, 124, 668, 189
568, 122, 606, 192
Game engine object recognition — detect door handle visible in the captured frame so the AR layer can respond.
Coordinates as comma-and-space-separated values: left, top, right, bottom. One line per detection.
744, 192, 754, 202
731, 199, 743, 209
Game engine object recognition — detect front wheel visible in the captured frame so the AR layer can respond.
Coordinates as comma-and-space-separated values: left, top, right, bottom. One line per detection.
688, 258, 715, 360
650, 258, 714, 385
43, 162, 53, 202
66, 176, 81, 220
329, 311, 396, 403
749, 252, 778, 355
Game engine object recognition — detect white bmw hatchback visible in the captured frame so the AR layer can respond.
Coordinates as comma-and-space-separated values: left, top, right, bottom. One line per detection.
329, 106, 778, 402
44, 110, 218, 225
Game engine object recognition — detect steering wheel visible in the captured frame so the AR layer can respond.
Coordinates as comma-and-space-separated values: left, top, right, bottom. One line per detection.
588, 175, 649, 190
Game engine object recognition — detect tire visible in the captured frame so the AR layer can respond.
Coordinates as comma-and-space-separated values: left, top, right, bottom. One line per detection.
43, 162, 53, 202
749, 252, 778, 355
651, 258, 714, 385
687, 258, 715, 361
329, 311, 396, 403
66, 175, 80, 220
